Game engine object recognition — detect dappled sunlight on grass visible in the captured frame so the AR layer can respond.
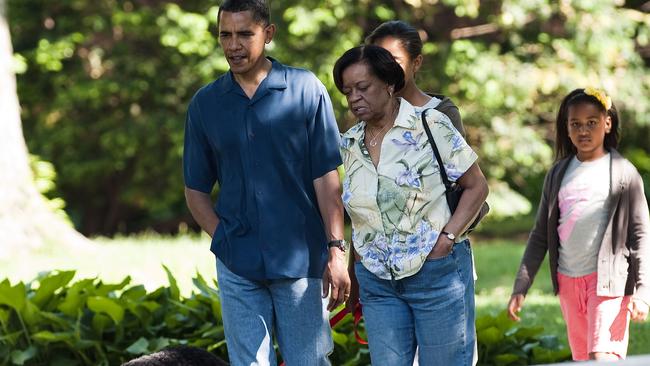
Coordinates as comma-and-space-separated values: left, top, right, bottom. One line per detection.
7, 234, 218, 297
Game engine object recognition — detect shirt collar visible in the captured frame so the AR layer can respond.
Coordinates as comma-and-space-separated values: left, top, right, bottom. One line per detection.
217, 57, 287, 96
341, 98, 418, 142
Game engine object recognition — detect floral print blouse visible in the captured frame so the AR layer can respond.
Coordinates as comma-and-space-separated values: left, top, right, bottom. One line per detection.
340, 98, 477, 280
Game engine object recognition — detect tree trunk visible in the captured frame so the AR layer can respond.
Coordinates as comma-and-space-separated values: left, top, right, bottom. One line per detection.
0, 0, 89, 259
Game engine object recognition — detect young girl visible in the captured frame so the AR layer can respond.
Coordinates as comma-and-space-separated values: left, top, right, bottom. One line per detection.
365, 20, 465, 136
508, 88, 650, 361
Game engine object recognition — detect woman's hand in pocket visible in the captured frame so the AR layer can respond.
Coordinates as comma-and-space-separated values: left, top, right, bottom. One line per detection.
426, 234, 454, 259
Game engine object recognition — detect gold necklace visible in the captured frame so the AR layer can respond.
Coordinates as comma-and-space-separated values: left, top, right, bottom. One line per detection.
366, 122, 391, 147
365, 100, 399, 147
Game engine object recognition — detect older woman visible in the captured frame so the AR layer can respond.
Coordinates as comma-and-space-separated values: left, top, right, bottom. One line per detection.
333, 45, 488, 365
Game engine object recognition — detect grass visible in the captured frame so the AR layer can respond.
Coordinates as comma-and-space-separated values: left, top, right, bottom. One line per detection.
7, 235, 650, 356
8, 234, 218, 297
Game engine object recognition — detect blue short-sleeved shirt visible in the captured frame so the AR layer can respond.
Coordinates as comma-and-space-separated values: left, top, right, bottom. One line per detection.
183, 58, 342, 280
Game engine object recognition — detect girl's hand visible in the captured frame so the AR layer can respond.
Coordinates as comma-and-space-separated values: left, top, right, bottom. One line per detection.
507, 294, 525, 321
628, 299, 649, 322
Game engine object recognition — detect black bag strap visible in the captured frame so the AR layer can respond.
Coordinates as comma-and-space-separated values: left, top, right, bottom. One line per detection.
421, 108, 454, 191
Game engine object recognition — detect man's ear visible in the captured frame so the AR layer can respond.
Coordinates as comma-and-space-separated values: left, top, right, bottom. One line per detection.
264, 23, 276, 44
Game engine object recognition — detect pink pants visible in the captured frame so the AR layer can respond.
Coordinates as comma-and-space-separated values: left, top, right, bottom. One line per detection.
557, 272, 630, 360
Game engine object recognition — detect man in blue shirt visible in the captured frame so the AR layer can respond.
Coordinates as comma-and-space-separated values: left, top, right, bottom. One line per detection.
183, 0, 350, 364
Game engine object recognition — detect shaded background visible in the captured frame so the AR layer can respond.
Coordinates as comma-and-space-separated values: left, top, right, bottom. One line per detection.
8, 0, 650, 237
2, 1, 650, 363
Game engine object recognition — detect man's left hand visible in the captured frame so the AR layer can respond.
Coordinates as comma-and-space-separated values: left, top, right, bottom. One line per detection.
322, 248, 351, 311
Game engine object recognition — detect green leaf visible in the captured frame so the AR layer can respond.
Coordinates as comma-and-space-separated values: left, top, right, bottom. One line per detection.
206, 339, 227, 352
126, 337, 149, 355
10, 346, 37, 365
32, 271, 75, 307
91, 313, 112, 335
0, 280, 26, 311
494, 310, 516, 332
513, 326, 544, 341
32, 331, 74, 343
475, 313, 496, 331
96, 277, 131, 296
478, 326, 504, 346
57, 291, 82, 318
192, 273, 219, 299
163, 265, 180, 300
121, 285, 147, 301
537, 334, 560, 349
331, 329, 349, 347
87, 296, 124, 324
21, 300, 41, 327
58, 279, 95, 317
0, 330, 24, 343
200, 326, 224, 339
38, 311, 70, 328
0, 308, 10, 325
149, 337, 171, 352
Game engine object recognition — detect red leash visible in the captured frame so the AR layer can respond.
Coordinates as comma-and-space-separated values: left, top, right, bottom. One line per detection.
279, 303, 366, 366
328, 303, 367, 345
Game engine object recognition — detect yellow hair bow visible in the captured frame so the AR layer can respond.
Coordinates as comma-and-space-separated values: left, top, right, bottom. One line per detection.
584, 87, 612, 110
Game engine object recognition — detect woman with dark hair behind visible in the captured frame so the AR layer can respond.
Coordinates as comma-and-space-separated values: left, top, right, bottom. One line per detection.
366, 20, 465, 136
334, 45, 488, 365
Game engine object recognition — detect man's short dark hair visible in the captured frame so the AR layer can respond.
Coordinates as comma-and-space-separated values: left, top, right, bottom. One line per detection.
332, 45, 405, 94
121, 345, 228, 366
218, 0, 270, 27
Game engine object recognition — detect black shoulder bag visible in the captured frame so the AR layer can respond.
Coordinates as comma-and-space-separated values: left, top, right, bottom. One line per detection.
421, 108, 489, 233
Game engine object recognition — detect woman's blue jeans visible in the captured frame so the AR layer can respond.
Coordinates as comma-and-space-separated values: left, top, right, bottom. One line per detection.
355, 240, 476, 366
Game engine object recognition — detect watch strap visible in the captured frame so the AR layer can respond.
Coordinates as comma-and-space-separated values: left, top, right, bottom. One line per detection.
327, 239, 347, 252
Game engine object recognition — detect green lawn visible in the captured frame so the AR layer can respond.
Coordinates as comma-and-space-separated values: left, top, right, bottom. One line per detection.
7, 235, 650, 356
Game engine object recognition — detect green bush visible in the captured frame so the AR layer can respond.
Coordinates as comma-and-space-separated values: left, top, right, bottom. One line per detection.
0, 268, 228, 365
476, 311, 571, 366
1, 270, 576, 365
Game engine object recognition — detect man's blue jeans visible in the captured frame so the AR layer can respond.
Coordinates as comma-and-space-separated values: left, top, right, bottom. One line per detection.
216, 259, 333, 366
355, 240, 476, 365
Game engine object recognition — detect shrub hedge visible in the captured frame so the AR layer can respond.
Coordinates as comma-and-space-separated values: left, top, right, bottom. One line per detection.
0, 270, 570, 365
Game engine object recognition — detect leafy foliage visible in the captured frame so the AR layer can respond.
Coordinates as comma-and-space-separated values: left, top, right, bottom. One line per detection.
0, 269, 228, 365
0, 270, 577, 365
476, 311, 572, 366
8, 0, 650, 235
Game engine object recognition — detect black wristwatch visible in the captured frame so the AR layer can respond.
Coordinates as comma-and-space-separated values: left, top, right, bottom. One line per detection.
327, 239, 348, 252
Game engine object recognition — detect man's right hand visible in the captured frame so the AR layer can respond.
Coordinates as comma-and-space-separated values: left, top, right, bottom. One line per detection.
184, 187, 219, 237
507, 294, 525, 321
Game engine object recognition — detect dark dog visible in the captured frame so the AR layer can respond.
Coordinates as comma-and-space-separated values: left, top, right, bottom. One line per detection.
121, 345, 228, 366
